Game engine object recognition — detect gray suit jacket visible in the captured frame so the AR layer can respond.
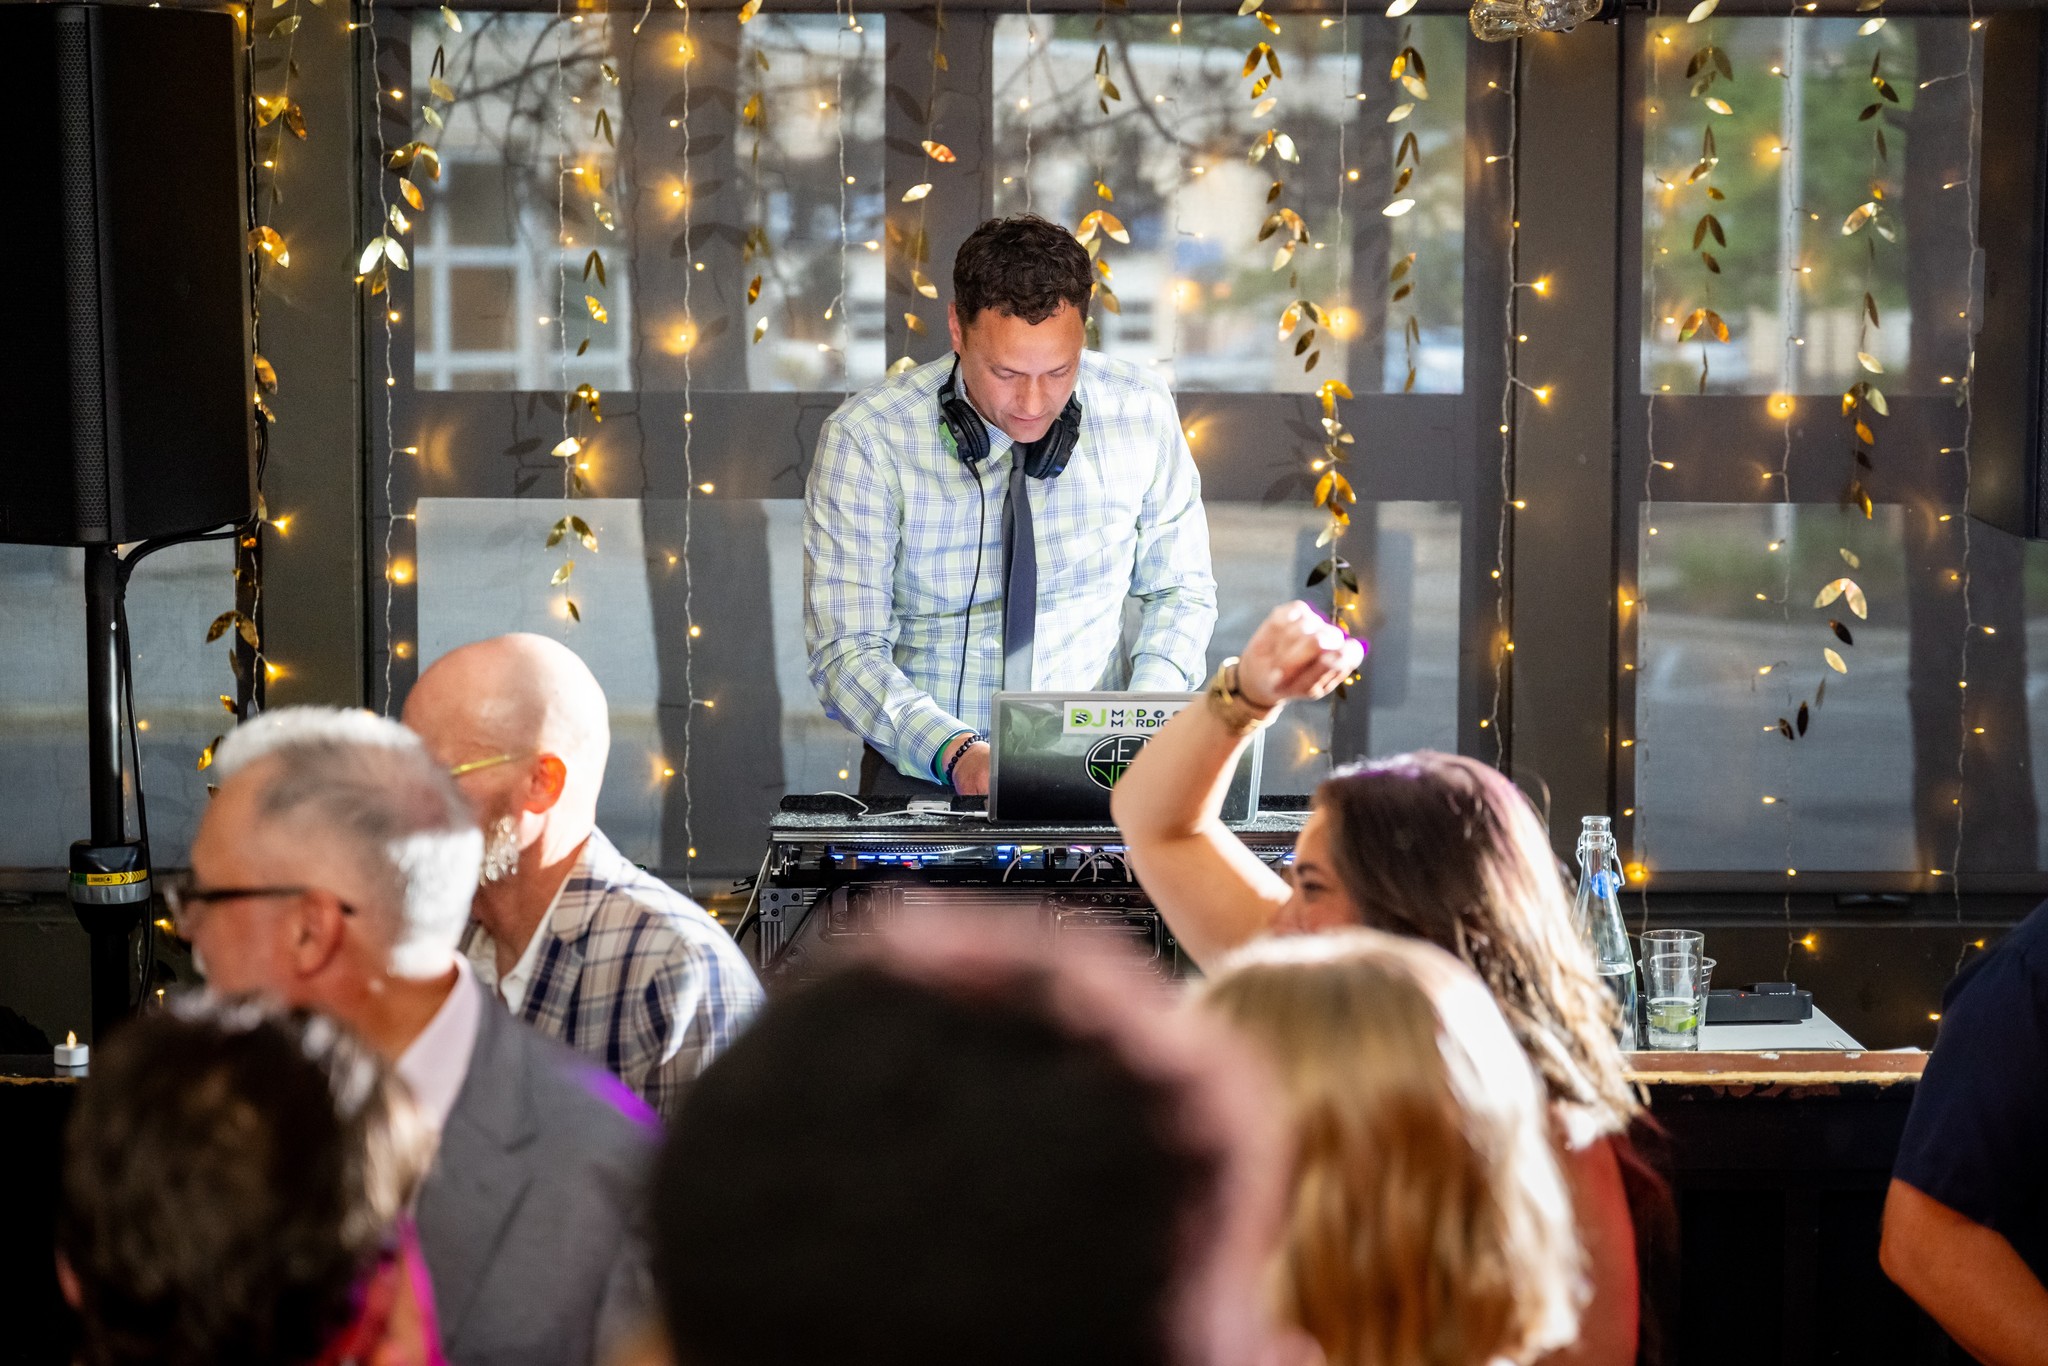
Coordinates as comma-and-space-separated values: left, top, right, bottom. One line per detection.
416, 977, 659, 1366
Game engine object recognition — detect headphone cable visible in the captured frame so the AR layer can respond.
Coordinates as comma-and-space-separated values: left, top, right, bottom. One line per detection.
954, 462, 988, 723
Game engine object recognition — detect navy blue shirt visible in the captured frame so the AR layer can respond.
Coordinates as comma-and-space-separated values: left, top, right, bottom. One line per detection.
1894, 900, 2048, 1287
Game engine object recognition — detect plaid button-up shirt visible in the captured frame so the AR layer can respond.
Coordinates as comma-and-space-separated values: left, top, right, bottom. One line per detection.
804, 352, 1217, 781
462, 829, 763, 1120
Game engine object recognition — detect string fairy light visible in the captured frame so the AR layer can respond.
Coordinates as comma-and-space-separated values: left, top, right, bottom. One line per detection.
1948, 1, 1982, 931
678, 0, 699, 890
1484, 41, 1521, 762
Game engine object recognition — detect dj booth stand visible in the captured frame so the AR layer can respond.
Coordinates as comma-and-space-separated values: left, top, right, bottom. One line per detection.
746, 795, 1309, 984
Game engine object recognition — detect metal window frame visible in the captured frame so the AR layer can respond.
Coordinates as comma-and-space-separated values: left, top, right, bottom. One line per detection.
234, 0, 2047, 913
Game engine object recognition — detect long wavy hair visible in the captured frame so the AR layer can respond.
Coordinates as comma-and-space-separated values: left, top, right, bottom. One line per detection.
1313, 750, 1638, 1136
1198, 930, 1584, 1366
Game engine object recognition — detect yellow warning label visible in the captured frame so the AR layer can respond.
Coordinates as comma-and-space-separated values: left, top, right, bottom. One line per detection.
75, 870, 149, 887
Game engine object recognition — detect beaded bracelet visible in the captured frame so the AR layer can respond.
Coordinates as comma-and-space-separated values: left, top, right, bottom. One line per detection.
944, 733, 984, 790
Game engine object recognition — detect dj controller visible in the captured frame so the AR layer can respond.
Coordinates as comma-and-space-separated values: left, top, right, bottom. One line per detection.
739, 794, 1307, 987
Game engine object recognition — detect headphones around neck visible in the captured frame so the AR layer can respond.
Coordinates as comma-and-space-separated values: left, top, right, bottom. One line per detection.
938, 355, 1083, 480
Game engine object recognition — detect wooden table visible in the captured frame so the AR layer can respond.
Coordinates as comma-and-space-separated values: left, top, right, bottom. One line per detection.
1627, 1050, 1957, 1366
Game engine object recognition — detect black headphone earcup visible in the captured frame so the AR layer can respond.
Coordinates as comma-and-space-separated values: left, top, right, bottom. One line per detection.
940, 394, 989, 468
1023, 396, 1083, 480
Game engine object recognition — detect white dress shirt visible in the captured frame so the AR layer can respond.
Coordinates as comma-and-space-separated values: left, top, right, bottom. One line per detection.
465, 871, 571, 1013
396, 954, 484, 1134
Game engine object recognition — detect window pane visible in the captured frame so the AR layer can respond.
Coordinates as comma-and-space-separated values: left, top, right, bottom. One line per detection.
1634, 503, 1916, 873
1640, 17, 1977, 396
413, 12, 886, 392
0, 543, 236, 868
417, 496, 1458, 876
992, 14, 1467, 393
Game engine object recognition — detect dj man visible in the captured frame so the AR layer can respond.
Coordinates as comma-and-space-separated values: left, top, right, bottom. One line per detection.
805, 214, 1216, 798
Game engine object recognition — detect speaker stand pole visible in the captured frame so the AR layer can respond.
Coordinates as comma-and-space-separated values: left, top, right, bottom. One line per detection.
69, 545, 148, 1043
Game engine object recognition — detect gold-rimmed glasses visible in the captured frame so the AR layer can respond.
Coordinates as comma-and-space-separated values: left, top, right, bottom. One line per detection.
446, 752, 534, 780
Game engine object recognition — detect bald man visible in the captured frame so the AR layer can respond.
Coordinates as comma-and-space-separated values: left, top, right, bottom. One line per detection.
404, 634, 762, 1119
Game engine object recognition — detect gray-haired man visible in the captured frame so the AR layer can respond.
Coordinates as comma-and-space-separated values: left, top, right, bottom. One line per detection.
175, 706, 656, 1366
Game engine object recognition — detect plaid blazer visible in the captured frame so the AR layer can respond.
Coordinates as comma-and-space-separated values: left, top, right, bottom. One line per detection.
464, 829, 763, 1120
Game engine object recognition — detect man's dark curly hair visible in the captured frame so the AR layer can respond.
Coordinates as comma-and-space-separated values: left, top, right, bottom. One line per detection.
952, 214, 1093, 326
58, 998, 432, 1366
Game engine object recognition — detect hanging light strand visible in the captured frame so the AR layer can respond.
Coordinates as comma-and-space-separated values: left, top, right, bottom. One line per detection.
678, 0, 699, 893
1485, 41, 1521, 764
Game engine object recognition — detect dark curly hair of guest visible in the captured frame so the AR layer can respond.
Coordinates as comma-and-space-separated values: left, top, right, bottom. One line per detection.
952, 214, 1093, 326
58, 997, 431, 1366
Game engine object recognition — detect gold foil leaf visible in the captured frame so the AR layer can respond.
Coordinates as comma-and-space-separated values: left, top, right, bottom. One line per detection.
747, 274, 763, 304
1824, 648, 1848, 674
1387, 103, 1415, 123
1273, 134, 1299, 163
570, 515, 598, 551
422, 106, 443, 130
1095, 180, 1115, 201
887, 356, 917, 376
1830, 619, 1855, 646
430, 76, 456, 103
441, 6, 462, 31
584, 250, 607, 287
738, 0, 763, 22
552, 560, 574, 586
253, 355, 278, 393
921, 140, 956, 163
1387, 0, 1419, 14
1857, 351, 1884, 374
198, 737, 221, 772
902, 182, 933, 202
400, 178, 424, 211
565, 600, 580, 623
913, 269, 938, 299
388, 204, 411, 234
585, 295, 608, 323
255, 95, 289, 126
1858, 16, 1886, 34
904, 312, 926, 334
1840, 547, 1862, 569
1382, 198, 1416, 218
551, 437, 583, 459
250, 226, 289, 267
1687, 0, 1718, 20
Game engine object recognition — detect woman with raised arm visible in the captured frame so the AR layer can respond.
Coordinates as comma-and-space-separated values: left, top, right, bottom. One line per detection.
1112, 600, 1646, 1366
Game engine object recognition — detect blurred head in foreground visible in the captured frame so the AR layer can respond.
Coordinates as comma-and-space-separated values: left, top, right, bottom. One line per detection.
58, 997, 438, 1366
653, 926, 1310, 1366
1197, 929, 1585, 1366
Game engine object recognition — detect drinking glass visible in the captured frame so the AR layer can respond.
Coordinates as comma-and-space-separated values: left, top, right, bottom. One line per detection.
1645, 950, 1706, 1050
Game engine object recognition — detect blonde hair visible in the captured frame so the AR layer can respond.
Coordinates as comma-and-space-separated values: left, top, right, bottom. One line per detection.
1315, 751, 1638, 1136
1197, 929, 1585, 1366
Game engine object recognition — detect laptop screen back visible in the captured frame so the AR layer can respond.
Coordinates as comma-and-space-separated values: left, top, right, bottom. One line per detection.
988, 692, 1263, 823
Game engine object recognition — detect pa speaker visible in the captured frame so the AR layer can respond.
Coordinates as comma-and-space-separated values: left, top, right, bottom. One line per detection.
0, 5, 254, 547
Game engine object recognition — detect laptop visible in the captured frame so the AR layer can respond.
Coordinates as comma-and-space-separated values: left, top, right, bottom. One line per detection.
986, 691, 1264, 824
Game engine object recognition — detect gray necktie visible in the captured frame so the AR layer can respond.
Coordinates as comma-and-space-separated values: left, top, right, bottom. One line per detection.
1001, 455, 1036, 691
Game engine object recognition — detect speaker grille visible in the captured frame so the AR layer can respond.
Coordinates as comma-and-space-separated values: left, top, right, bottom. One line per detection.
56, 16, 107, 540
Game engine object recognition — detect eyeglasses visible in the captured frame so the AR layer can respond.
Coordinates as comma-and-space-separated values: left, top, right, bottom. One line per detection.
446, 752, 533, 779
163, 882, 356, 939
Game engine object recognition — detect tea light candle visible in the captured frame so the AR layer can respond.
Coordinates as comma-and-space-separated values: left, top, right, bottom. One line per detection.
54, 1031, 88, 1069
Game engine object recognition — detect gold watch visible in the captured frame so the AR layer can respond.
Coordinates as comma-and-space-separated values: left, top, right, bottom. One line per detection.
1206, 657, 1280, 736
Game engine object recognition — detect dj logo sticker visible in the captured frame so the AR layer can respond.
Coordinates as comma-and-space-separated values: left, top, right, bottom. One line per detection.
1085, 733, 1148, 790
1063, 701, 1184, 735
